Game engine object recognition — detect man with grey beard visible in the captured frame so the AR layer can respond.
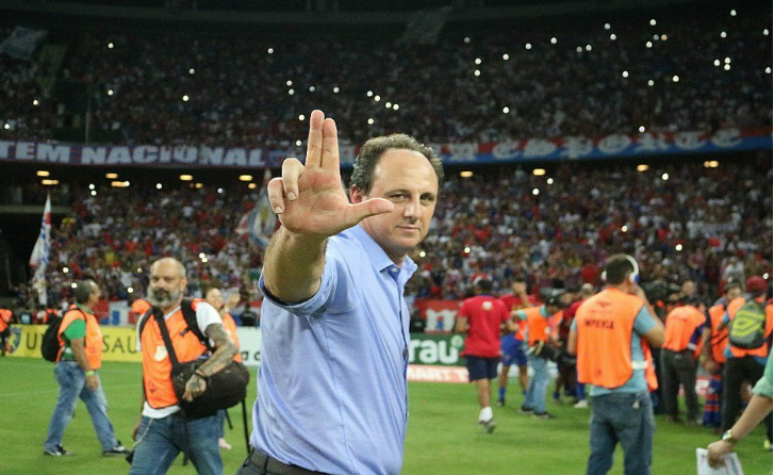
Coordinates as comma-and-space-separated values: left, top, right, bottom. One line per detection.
130, 257, 237, 475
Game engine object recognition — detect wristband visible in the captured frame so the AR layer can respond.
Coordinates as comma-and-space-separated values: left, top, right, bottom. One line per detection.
85, 370, 95, 377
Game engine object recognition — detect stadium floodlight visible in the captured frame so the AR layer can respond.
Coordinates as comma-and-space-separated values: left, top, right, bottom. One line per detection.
367, 90, 373, 97
724, 57, 731, 63
309, 86, 315, 92
460, 171, 473, 178
386, 102, 392, 109
107, 89, 114, 96
71, 283, 77, 289
180, 174, 193, 181
576, 46, 582, 53
585, 44, 592, 51
36, 170, 50, 177
647, 80, 654, 86
218, 188, 224, 194
724, 64, 731, 71
239, 174, 253, 182
106, 172, 118, 179
91, 190, 97, 196
714, 59, 720, 66
533, 168, 546, 176
766, 67, 772, 74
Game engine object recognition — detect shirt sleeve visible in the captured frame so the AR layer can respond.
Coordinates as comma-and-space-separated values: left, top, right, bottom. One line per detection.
632, 306, 657, 335
63, 318, 86, 341
195, 302, 224, 346
753, 353, 773, 399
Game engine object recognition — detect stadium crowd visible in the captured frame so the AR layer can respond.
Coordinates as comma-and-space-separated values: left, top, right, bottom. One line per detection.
1, 7, 771, 146
9, 152, 772, 314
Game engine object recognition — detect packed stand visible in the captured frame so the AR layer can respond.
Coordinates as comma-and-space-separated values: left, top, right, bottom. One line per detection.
1, 6, 771, 146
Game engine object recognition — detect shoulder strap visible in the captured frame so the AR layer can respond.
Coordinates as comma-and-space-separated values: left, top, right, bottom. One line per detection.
181, 298, 214, 352
153, 308, 182, 370
138, 308, 154, 339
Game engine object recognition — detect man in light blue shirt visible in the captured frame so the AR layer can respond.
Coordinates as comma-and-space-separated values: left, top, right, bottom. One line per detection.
238, 110, 443, 475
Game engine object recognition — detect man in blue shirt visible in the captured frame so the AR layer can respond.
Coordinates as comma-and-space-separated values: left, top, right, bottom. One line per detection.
237, 110, 443, 475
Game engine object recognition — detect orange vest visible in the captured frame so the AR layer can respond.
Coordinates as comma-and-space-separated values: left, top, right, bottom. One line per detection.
663, 305, 705, 358
140, 301, 210, 409
576, 288, 658, 391
0, 309, 11, 332
57, 305, 104, 370
707, 303, 729, 364
221, 313, 242, 363
727, 297, 773, 359
523, 306, 548, 346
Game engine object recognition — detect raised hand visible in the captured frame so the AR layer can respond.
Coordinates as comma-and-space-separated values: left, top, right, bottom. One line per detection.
267, 110, 393, 238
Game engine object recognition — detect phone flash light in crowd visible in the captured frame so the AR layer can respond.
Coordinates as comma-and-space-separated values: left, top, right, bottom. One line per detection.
195, 183, 203, 189
288, 89, 295, 95
367, 118, 374, 125
110, 181, 129, 188
637, 164, 649, 172
525, 43, 532, 49
676, 244, 683, 252
189, 68, 195, 74
33, 99, 39, 106
532, 188, 540, 195
639, 126, 645, 132
393, 104, 399, 110
37, 170, 49, 177
333, 86, 339, 93
714, 59, 720, 66
550, 37, 557, 44
622, 71, 629, 78
464, 247, 471, 254
71, 283, 77, 289
604, 23, 611, 30
309, 86, 315, 92
367, 90, 373, 97
464, 37, 470, 43
547, 178, 554, 185
765, 29, 770, 36
137, 267, 142, 273
502, 107, 510, 114
576, 46, 583, 53
374, 95, 381, 102
662, 173, 669, 180
650, 19, 657, 26
90, 190, 97, 196
730, 9, 736, 16
295, 140, 302, 146
217, 188, 224, 194
646, 41, 653, 48
156, 183, 162, 189
502, 53, 509, 60
3, 123, 9, 130
647, 79, 654, 86
182, 95, 189, 102
621, 226, 628, 232
672, 75, 679, 82
385, 102, 392, 109
127, 287, 134, 294
419, 250, 426, 258
267, 48, 274, 54
660, 34, 667, 41
199, 252, 206, 259
474, 70, 480, 76
298, 114, 305, 121
766, 67, 772, 74
108, 42, 114, 49
63, 266, 69, 273
703, 161, 719, 168
475, 58, 482, 65
89, 183, 95, 189
248, 183, 257, 189
106, 173, 118, 179
764, 273, 770, 280
107, 89, 114, 96
180, 174, 193, 181
724, 64, 731, 71
585, 44, 592, 51
533, 168, 546, 176
460, 171, 473, 178
720, 31, 727, 38
239, 174, 253, 182
610, 34, 616, 41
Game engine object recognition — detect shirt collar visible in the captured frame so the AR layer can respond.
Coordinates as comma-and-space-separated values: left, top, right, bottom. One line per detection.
74, 303, 94, 315
344, 225, 418, 278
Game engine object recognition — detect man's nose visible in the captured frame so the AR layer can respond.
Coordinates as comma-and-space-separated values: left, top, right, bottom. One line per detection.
404, 196, 422, 219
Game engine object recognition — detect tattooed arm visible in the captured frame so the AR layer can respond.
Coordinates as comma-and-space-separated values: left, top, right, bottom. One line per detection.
182, 323, 237, 401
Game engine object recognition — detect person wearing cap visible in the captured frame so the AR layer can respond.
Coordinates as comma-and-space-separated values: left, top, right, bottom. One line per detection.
700, 281, 743, 430
455, 278, 513, 433
568, 254, 664, 475
660, 297, 706, 425
717, 275, 773, 445
514, 295, 563, 419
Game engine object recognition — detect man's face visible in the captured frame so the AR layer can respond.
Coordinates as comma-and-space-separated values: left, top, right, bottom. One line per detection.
512, 281, 527, 295
205, 288, 224, 311
87, 283, 101, 306
352, 149, 439, 264
148, 261, 187, 308
726, 287, 742, 301
682, 281, 695, 296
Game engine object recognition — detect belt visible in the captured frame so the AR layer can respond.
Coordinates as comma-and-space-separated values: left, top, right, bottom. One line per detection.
245, 449, 328, 475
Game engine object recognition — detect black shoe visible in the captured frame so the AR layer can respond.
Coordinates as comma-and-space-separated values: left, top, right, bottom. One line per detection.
478, 418, 497, 433
103, 442, 130, 457
44, 444, 73, 456
519, 406, 533, 415
532, 411, 556, 420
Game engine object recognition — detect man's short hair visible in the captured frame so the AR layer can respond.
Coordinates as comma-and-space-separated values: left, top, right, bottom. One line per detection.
475, 279, 493, 292
350, 134, 444, 194
74, 280, 96, 304
723, 281, 743, 295
605, 255, 637, 285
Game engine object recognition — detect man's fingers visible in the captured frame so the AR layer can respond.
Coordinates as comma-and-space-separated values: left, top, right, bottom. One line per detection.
320, 118, 339, 170
267, 178, 286, 214
182, 389, 193, 402
281, 158, 303, 201
344, 198, 395, 227
305, 110, 325, 168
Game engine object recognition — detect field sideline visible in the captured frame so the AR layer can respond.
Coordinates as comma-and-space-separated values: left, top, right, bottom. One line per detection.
0, 358, 770, 474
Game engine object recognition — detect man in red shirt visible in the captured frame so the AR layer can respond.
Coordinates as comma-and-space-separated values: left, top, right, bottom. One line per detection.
455, 279, 512, 433
497, 277, 537, 406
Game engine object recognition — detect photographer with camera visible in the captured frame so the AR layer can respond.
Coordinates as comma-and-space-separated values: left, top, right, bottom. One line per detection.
515, 294, 563, 420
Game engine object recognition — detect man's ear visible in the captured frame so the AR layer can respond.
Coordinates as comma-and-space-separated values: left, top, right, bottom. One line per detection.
350, 186, 365, 204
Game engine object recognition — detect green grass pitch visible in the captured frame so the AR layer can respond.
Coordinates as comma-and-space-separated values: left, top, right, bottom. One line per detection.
0, 358, 771, 474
